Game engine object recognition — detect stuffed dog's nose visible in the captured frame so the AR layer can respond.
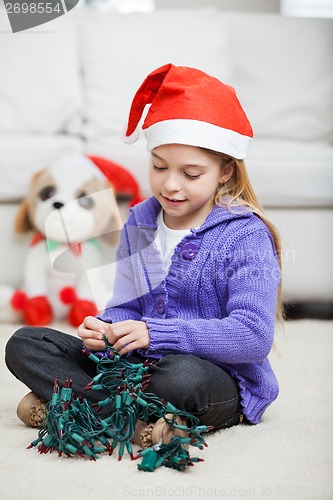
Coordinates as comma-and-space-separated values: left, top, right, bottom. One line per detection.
53, 201, 64, 210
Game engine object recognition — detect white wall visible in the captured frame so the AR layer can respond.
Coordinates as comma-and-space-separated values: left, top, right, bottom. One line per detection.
155, 0, 280, 12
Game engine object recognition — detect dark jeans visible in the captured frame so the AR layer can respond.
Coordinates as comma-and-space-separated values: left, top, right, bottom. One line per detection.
5, 326, 244, 430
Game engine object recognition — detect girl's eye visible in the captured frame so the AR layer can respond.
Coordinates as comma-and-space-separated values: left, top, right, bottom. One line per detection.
185, 173, 201, 180
153, 164, 200, 179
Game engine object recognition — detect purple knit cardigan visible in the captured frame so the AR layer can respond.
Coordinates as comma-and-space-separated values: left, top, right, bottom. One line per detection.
98, 196, 280, 424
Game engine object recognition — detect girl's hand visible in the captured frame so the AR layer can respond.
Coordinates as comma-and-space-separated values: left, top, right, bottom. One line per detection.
77, 315, 109, 351
105, 320, 150, 356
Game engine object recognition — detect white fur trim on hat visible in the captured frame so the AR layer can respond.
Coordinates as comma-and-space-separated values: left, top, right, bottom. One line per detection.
120, 122, 141, 144
143, 119, 252, 159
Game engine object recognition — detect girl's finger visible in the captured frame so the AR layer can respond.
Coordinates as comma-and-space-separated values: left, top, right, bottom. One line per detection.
84, 316, 107, 334
113, 333, 136, 353
82, 339, 106, 351
78, 327, 103, 341
108, 322, 133, 339
116, 339, 143, 356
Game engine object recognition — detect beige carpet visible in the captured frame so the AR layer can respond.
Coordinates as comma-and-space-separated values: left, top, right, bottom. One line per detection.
0, 319, 332, 500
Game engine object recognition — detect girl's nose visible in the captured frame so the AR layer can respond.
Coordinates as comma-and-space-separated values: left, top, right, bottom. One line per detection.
164, 173, 181, 192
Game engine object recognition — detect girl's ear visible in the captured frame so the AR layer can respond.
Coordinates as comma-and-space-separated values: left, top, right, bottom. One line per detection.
220, 160, 235, 184
15, 198, 33, 233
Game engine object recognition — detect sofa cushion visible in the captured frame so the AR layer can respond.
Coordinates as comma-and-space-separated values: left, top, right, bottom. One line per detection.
0, 135, 83, 202
246, 138, 333, 208
226, 13, 333, 143
78, 8, 231, 140
0, 13, 82, 134
266, 208, 333, 301
0, 203, 31, 288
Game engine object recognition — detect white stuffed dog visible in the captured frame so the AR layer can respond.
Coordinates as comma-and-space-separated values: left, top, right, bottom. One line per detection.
0, 154, 143, 326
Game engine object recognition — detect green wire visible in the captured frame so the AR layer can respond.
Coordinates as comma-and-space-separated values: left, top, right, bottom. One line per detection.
27, 340, 211, 471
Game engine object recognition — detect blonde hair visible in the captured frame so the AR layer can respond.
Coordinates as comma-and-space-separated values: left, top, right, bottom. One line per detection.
201, 148, 284, 323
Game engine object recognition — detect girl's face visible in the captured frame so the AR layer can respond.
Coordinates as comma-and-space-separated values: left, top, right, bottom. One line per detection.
149, 144, 232, 230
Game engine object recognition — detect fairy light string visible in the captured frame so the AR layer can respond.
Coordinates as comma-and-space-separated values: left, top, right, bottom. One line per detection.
27, 336, 213, 471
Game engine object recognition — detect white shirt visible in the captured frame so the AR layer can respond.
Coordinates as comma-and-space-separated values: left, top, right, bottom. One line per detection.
155, 210, 192, 273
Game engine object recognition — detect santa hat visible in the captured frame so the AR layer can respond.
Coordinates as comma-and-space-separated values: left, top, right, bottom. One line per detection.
87, 156, 144, 206
123, 63, 253, 160
52, 155, 144, 207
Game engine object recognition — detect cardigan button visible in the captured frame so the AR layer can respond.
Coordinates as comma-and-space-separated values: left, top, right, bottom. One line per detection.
156, 297, 166, 314
180, 242, 198, 260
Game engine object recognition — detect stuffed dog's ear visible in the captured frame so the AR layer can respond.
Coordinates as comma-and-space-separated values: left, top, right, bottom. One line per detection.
15, 198, 33, 233
99, 182, 123, 246
15, 169, 49, 234
101, 209, 123, 246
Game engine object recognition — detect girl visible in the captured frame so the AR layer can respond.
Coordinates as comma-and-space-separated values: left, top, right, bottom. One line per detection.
5, 64, 282, 446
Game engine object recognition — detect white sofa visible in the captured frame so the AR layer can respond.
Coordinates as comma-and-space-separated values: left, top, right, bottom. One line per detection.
0, 7, 332, 304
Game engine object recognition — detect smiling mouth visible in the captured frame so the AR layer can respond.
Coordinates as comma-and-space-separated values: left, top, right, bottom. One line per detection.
162, 195, 186, 203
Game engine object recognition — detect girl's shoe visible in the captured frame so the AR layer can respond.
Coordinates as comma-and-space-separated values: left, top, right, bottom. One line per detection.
16, 391, 46, 428
139, 413, 188, 449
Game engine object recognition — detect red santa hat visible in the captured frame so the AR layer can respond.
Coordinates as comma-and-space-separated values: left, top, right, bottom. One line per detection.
87, 155, 144, 206
123, 63, 253, 160
52, 154, 144, 207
